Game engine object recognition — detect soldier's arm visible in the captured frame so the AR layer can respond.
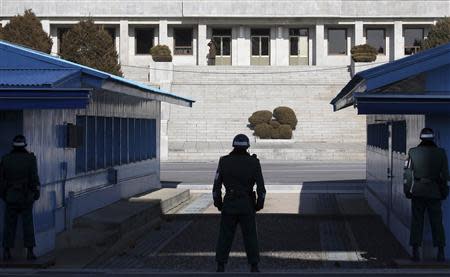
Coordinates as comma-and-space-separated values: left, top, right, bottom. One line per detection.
254, 157, 266, 210
0, 161, 5, 199
441, 149, 450, 182
30, 154, 41, 200
212, 158, 224, 208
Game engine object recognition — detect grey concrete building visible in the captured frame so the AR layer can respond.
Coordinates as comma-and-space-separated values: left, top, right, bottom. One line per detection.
1, 0, 449, 161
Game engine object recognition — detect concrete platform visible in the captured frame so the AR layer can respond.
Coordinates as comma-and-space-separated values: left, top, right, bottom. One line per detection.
0, 254, 55, 269
52, 189, 191, 268
394, 259, 450, 269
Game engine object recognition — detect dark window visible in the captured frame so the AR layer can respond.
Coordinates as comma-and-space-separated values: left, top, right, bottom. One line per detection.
366, 29, 386, 54
113, 118, 121, 166
75, 116, 87, 174
404, 28, 424, 55
57, 27, 70, 54
328, 29, 347, 55
251, 29, 270, 56
212, 29, 232, 57
120, 118, 128, 164
174, 28, 193, 55
289, 28, 308, 56
135, 28, 154, 55
96, 117, 105, 169
87, 116, 96, 171
290, 37, 299, 56
75, 116, 157, 174
105, 117, 113, 167
103, 27, 116, 45
392, 121, 407, 154
367, 123, 389, 150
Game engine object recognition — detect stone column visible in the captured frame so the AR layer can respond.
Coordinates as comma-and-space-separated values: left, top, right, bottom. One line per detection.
236, 25, 250, 65
197, 23, 207, 65
393, 21, 404, 60
41, 19, 51, 36
119, 20, 129, 66
315, 24, 325, 66
159, 20, 169, 45
354, 21, 364, 46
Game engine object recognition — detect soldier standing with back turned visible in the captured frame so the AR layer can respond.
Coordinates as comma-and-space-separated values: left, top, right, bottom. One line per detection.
0, 135, 40, 261
404, 128, 449, 262
213, 134, 266, 273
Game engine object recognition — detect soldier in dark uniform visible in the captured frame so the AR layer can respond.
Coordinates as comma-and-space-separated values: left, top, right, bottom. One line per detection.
213, 134, 266, 272
0, 135, 40, 261
207, 39, 217, 66
404, 128, 449, 262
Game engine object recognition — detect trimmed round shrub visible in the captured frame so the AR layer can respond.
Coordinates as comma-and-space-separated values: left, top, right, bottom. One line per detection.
150, 44, 173, 62
254, 123, 273, 139
273, 107, 297, 130
351, 44, 377, 62
279, 124, 293, 139
248, 110, 273, 126
270, 120, 281, 129
271, 127, 281, 139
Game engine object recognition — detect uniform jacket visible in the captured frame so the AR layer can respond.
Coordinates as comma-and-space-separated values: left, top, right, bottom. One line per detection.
0, 148, 40, 206
406, 142, 450, 199
212, 150, 266, 215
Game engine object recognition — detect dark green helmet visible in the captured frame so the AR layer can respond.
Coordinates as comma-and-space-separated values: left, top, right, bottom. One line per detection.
232, 134, 250, 149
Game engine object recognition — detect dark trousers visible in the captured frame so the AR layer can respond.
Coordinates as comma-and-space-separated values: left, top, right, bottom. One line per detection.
410, 198, 446, 247
215, 214, 260, 265
2, 205, 36, 248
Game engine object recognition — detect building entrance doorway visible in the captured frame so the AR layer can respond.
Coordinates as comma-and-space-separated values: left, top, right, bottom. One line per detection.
0, 111, 23, 157
289, 28, 309, 65
251, 28, 270, 65
212, 29, 232, 65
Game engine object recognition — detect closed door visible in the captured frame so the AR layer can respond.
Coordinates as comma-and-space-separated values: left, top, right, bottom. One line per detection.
251, 29, 270, 65
212, 35, 232, 65
289, 28, 309, 65
0, 111, 23, 157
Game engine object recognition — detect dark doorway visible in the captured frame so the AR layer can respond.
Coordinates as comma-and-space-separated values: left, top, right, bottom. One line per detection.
0, 111, 23, 157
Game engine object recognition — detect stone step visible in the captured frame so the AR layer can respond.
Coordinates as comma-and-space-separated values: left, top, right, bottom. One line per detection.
54, 189, 191, 267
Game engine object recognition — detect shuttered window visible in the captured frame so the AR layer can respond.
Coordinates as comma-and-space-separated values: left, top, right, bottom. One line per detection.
75, 116, 157, 174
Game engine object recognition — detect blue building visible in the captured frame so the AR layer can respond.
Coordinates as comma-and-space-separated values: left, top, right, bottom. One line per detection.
332, 43, 450, 257
0, 40, 193, 256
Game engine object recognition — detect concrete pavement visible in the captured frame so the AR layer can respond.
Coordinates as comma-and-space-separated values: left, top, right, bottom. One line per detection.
161, 161, 365, 186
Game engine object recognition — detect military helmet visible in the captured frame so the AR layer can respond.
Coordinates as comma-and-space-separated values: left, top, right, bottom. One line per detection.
420, 128, 435, 140
12, 134, 27, 147
232, 134, 250, 149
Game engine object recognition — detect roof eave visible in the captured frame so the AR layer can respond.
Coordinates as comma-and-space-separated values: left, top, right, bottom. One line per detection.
101, 80, 193, 107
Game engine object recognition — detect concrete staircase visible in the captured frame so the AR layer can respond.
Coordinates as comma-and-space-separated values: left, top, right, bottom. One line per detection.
172, 65, 352, 85
167, 65, 366, 161
53, 189, 190, 268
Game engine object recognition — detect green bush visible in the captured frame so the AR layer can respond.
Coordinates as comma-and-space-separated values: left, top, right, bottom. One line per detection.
60, 19, 122, 76
273, 107, 297, 130
270, 120, 281, 129
279, 124, 293, 139
248, 110, 273, 126
351, 44, 377, 62
271, 127, 281, 139
422, 18, 450, 50
254, 123, 273, 139
1, 9, 53, 53
150, 44, 173, 62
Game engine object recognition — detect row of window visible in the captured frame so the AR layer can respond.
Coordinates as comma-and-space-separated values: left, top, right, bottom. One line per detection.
56, 26, 426, 57
367, 121, 407, 154
75, 116, 157, 174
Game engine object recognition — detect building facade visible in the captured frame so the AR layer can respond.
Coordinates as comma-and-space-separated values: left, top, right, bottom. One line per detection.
1, 0, 449, 161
